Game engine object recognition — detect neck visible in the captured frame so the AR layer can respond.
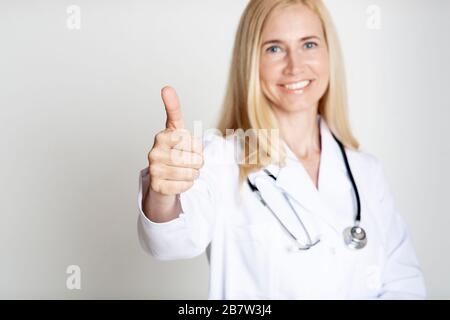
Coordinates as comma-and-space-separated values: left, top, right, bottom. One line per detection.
274, 108, 321, 159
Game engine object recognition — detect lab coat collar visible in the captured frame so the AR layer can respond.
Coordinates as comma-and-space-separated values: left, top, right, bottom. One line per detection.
248, 114, 351, 233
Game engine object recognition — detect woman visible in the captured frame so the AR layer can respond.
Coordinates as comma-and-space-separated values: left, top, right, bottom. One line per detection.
137, 0, 426, 299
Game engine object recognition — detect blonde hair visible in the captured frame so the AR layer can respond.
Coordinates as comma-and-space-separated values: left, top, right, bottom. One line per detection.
216, 0, 359, 189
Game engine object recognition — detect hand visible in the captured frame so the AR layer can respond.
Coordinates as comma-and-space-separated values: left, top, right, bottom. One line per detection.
147, 86, 204, 196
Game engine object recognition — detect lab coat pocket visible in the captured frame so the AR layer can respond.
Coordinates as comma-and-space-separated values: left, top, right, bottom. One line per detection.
226, 222, 277, 298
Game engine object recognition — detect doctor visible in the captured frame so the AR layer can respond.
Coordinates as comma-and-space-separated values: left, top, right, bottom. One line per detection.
137, 0, 426, 299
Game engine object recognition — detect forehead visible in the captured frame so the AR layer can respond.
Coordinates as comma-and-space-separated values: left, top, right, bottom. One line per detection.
261, 4, 324, 39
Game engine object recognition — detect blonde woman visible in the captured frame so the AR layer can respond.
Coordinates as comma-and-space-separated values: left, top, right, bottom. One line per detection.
137, 0, 426, 299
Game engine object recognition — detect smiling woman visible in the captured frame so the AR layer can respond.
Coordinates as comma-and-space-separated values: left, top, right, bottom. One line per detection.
260, 6, 329, 107
138, 0, 426, 300
216, 0, 358, 186
258, 2, 332, 186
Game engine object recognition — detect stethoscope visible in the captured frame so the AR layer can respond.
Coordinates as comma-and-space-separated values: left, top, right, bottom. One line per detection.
247, 133, 367, 250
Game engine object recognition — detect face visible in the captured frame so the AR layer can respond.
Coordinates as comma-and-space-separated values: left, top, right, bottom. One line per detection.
259, 3, 330, 114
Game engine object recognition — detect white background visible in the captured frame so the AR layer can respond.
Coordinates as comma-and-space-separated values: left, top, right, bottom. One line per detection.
0, 0, 449, 299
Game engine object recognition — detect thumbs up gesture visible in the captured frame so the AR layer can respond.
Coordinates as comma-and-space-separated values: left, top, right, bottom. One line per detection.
147, 86, 204, 196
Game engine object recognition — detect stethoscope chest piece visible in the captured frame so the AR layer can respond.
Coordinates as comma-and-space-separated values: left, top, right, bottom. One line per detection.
343, 226, 367, 250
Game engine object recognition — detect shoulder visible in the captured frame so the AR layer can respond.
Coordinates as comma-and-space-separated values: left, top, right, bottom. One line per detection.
346, 147, 381, 173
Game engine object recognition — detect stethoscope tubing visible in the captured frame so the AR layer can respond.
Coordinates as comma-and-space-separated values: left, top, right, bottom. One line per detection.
331, 134, 361, 225
247, 132, 365, 250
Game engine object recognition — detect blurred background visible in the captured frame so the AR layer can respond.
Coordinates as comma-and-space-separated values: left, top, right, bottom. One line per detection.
0, 0, 449, 299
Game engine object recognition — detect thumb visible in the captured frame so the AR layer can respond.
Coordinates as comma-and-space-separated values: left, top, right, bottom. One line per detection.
161, 86, 185, 130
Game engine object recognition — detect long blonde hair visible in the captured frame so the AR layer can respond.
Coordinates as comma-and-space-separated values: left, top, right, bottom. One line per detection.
216, 0, 359, 187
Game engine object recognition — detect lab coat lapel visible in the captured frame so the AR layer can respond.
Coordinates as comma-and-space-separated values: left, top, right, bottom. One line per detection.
317, 117, 354, 232
247, 162, 316, 244
272, 116, 352, 233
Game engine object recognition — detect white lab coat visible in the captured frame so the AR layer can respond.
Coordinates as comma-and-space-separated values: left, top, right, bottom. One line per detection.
137, 116, 426, 299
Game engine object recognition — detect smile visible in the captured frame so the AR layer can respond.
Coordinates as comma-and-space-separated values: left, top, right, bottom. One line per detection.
278, 80, 313, 94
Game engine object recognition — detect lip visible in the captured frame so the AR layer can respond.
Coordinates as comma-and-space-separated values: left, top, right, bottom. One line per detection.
280, 79, 312, 85
277, 80, 314, 94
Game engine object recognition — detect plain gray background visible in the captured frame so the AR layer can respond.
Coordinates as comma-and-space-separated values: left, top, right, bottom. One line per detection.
0, 0, 449, 299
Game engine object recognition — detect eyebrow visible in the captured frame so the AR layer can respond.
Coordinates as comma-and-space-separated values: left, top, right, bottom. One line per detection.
261, 36, 321, 47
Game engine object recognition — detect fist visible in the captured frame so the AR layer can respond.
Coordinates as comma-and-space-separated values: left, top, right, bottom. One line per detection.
147, 86, 204, 196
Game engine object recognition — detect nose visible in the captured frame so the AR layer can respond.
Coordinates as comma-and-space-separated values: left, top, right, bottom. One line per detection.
284, 51, 305, 76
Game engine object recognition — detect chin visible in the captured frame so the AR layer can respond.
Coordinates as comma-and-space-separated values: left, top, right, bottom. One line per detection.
279, 98, 318, 112
264, 90, 320, 113
273, 103, 314, 114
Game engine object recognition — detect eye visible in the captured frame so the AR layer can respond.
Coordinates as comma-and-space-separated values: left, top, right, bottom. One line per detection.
266, 45, 283, 54
304, 41, 318, 49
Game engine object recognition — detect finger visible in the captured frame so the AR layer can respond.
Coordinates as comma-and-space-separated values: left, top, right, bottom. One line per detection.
151, 164, 200, 181
155, 130, 203, 154
172, 134, 203, 155
150, 148, 204, 169
168, 149, 204, 168
161, 86, 185, 130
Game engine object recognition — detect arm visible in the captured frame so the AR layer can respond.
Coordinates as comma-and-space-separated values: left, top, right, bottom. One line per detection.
374, 160, 427, 299
137, 133, 222, 261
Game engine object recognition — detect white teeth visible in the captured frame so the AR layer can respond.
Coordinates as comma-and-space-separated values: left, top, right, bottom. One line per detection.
283, 80, 310, 90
